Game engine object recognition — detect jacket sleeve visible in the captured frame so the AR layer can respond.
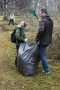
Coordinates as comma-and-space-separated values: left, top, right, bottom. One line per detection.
15, 29, 26, 41
36, 20, 45, 42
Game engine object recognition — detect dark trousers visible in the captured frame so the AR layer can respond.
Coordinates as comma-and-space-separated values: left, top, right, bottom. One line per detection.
9, 19, 14, 25
15, 46, 19, 66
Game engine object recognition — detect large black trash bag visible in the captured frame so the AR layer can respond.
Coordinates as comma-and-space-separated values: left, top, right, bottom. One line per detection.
17, 41, 39, 76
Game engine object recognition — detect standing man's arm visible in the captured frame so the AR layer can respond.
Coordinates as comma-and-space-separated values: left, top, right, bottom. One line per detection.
36, 20, 45, 42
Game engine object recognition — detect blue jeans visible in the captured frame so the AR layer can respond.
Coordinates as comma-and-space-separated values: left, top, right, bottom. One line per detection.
39, 45, 50, 72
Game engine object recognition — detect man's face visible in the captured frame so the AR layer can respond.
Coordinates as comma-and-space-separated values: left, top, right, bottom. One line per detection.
39, 11, 43, 17
39, 11, 46, 17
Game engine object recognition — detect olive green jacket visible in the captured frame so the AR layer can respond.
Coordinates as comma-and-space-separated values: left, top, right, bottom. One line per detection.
15, 27, 26, 46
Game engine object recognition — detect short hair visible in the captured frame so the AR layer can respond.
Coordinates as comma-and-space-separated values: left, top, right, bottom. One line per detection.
40, 8, 48, 14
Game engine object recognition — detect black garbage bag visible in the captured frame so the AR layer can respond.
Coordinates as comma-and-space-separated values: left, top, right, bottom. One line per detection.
17, 41, 39, 76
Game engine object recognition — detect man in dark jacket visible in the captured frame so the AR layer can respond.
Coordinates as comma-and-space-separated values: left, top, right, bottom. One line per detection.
36, 8, 53, 74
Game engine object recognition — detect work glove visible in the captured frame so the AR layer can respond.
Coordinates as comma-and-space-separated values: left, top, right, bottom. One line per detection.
36, 39, 40, 44
24, 38, 28, 42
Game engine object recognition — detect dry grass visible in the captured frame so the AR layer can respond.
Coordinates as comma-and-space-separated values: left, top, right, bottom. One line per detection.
0, 17, 60, 90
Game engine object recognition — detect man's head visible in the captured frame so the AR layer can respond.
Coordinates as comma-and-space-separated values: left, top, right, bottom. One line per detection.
39, 8, 48, 17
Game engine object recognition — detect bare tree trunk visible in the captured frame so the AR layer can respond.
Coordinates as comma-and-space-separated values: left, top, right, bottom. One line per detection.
3, 0, 8, 20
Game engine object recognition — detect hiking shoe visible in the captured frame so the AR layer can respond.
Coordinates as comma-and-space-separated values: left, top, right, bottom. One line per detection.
42, 70, 50, 74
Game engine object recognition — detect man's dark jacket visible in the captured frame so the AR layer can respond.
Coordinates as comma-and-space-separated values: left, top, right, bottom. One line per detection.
36, 15, 53, 45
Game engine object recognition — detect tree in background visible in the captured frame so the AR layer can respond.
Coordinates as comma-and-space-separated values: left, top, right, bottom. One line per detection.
0, 0, 11, 19
0, 0, 60, 20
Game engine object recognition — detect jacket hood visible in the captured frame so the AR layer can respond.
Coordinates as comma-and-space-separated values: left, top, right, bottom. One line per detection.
42, 15, 52, 21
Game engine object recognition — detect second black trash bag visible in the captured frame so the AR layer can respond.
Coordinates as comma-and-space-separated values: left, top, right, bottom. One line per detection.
17, 41, 39, 76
